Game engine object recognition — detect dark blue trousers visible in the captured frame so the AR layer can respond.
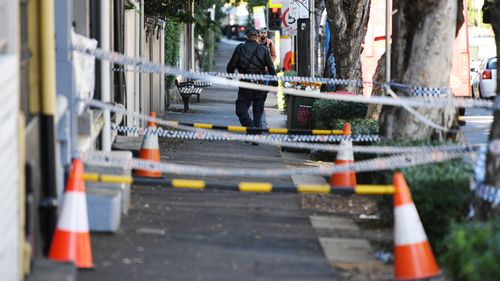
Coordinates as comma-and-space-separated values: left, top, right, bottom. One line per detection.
235, 87, 267, 128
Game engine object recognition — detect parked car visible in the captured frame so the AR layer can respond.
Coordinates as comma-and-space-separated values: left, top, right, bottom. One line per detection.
472, 56, 497, 99
224, 25, 247, 40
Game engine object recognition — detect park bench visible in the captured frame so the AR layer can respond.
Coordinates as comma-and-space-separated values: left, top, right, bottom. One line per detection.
175, 79, 212, 112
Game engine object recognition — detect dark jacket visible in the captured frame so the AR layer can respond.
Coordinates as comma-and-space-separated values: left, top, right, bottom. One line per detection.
226, 40, 276, 76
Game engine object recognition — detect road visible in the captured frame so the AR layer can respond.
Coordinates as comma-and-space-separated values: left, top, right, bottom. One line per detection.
461, 107, 494, 144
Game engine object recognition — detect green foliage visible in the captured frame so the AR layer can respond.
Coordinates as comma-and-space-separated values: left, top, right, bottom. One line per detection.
164, 18, 181, 89
441, 219, 500, 281
372, 143, 472, 255
311, 99, 368, 129
402, 160, 471, 254
144, 1, 195, 23
329, 118, 379, 135
145, 0, 225, 71
194, 0, 225, 70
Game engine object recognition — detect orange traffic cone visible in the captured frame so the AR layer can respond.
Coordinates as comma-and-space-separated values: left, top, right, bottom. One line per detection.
49, 159, 93, 269
135, 112, 162, 177
330, 123, 356, 187
393, 172, 440, 281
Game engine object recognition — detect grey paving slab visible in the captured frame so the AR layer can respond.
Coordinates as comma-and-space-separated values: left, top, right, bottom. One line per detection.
310, 216, 360, 231
319, 238, 373, 264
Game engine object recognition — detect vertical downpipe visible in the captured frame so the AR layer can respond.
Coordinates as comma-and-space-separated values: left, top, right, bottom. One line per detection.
385, 0, 391, 84
101, 0, 111, 151
39, 0, 58, 254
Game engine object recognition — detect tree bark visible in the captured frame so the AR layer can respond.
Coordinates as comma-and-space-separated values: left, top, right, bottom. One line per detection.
479, 0, 500, 219
366, 54, 385, 120
379, 0, 458, 140
324, 0, 371, 95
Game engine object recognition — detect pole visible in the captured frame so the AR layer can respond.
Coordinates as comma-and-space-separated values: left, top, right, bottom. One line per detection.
297, 18, 311, 76
139, 0, 144, 119
310, 0, 315, 77
385, 0, 391, 83
101, 0, 111, 151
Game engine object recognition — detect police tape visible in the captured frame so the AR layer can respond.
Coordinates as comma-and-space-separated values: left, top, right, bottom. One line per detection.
87, 98, 478, 154
489, 139, 500, 155
470, 141, 500, 206
112, 124, 380, 143
113, 65, 451, 98
80, 149, 470, 178
475, 184, 500, 206
384, 85, 453, 132
82, 172, 395, 195
72, 45, 495, 109
111, 124, 479, 155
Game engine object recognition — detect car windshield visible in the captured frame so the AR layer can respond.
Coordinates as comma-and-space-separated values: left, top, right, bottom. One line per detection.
488, 58, 497, 69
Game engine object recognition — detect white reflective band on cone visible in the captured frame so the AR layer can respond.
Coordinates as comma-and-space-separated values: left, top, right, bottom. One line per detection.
142, 134, 159, 149
336, 140, 354, 161
57, 192, 90, 232
394, 204, 428, 245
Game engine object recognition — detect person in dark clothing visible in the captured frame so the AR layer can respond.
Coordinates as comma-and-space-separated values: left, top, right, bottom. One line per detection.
226, 28, 276, 129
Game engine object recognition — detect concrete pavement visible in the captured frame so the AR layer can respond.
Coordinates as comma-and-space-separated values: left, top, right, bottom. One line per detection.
78, 39, 338, 281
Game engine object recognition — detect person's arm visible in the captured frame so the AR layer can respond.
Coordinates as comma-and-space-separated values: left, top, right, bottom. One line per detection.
263, 47, 276, 76
269, 41, 277, 62
226, 45, 241, 73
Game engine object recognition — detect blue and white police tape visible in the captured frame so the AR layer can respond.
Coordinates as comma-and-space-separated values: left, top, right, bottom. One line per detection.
81, 149, 471, 178
72, 45, 495, 109
475, 184, 500, 206
84, 98, 479, 155
111, 124, 479, 155
112, 125, 380, 143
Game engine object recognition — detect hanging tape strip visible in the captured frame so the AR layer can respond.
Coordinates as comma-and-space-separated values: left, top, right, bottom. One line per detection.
86, 99, 479, 154
81, 150, 471, 178
110, 124, 477, 154
73, 45, 494, 109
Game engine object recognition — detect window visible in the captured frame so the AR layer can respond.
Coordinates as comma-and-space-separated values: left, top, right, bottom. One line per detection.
488, 58, 497, 70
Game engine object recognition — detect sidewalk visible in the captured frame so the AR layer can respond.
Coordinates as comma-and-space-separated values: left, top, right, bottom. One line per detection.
78, 40, 338, 281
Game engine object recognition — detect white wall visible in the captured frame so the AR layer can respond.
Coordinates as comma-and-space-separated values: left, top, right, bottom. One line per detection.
0, 2, 20, 278
124, 8, 140, 130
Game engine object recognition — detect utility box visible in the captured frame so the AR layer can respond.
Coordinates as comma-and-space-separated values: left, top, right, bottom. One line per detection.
287, 16, 316, 130
286, 95, 316, 130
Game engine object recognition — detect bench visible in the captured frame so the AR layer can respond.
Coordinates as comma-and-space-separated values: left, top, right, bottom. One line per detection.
175, 79, 212, 112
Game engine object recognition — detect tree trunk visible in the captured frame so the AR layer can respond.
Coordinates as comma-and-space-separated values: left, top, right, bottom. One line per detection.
379, 0, 458, 140
366, 54, 385, 120
324, 0, 371, 95
479, 0, 500, 219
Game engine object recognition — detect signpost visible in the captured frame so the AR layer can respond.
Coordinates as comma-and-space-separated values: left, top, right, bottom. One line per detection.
281, 0, 297, 36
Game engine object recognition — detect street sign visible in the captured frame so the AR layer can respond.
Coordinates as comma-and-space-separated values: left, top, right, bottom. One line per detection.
296, 0, 309, 19
281, 0, 298, 36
